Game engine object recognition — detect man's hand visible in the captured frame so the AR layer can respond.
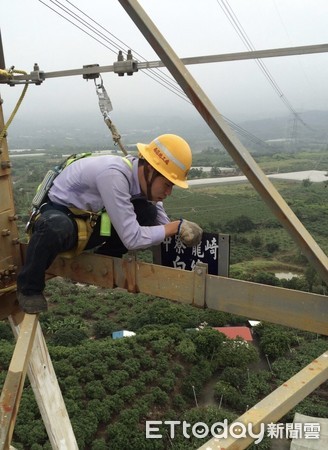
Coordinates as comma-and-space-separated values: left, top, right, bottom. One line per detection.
179, 220, 203, 247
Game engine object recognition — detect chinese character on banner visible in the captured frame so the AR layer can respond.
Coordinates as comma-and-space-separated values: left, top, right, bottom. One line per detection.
160, 232, 219, 275
172, 255, 187, 270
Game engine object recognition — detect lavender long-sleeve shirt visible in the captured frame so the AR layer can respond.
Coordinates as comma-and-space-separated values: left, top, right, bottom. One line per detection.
48, 155, 169, 250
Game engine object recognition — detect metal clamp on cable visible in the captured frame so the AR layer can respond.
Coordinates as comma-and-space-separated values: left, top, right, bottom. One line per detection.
1, 64, 44, 86
113, 50, 138, 76
29, 63, 45, 85
82, 64, 100, 80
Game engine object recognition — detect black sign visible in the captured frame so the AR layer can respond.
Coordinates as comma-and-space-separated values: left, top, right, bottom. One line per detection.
160, 232, 220, 275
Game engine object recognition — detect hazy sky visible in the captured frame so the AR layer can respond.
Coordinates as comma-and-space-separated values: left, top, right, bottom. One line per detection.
1, 0, 328, 128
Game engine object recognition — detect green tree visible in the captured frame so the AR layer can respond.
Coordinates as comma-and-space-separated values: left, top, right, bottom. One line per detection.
0, 321, 13, 342
192, 327, 225, 360
117, 385, 137, 402
302, 178, 312, 188
251, 234, 262, 249
210, 166, 221, 177
251, 271, 280, 286
103, 370, 130, 393
214, 380, 243, 409
304, 265, 317, 292
85, 380, 107, 400
51, 328, 88, 346
260, 328, 297, 359
216, 339, 259, 369
225, 215, 255, 233
188, 167, 206, 179
71, 410, 99, 448
266, 242, 279, 253
91, 439, 108, 450
0, 341, 14, 368
151, 387, 169, 406
92, 320, 115, 339
14, 422, 47, 448
122, 358, 140, 376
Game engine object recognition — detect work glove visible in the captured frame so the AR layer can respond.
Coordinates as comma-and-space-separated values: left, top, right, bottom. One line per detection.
178, 219, 203, 247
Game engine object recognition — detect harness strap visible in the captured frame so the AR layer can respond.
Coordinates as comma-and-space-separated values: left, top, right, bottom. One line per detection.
59, 217, 94, 259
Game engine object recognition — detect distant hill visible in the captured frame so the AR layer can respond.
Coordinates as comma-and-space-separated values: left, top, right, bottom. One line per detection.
5, 110, 328, 153
241, 110, 328, 142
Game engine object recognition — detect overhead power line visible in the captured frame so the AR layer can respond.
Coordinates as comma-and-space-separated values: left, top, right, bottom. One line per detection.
216, 0, 309, 129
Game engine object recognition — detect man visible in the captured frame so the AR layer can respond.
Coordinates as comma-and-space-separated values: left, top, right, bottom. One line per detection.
17, 134, 203, 314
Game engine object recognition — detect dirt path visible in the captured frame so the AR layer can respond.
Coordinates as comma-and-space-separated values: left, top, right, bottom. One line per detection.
198, 374, 219, 407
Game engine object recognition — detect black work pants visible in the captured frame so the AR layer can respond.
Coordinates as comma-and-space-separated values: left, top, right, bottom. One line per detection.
17, 198, 157, 295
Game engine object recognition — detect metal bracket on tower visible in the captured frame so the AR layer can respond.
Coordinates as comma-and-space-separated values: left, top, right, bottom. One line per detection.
82, 64, 100, 80
113, 50, 138, 76
29, 63, 44, 85
0, 64, 45, 86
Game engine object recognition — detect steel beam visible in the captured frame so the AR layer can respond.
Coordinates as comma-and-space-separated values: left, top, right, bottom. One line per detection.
117, 0, 328, 284
198, 350, 328, 450
206, 275, 328, 336
4, 43, 328, 82
46, 252, 328, 336
139, 43, 328, 69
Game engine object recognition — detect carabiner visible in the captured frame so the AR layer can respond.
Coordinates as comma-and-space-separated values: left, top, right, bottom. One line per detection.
94, 75, 113, 117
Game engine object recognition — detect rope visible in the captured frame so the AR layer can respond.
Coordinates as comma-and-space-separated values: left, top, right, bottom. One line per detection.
104, 116, 128, 156
0, 69, 13, 79
93, 76, 128, 156
0, 69, 29, 145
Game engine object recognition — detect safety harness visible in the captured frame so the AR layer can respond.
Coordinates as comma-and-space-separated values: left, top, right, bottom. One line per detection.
27, 153, 133, 258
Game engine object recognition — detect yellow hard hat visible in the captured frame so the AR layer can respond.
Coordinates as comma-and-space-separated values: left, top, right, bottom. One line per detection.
136, 134, 192, 188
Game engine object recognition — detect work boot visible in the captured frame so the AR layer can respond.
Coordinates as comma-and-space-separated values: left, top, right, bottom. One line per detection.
17, 292, 48, 314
